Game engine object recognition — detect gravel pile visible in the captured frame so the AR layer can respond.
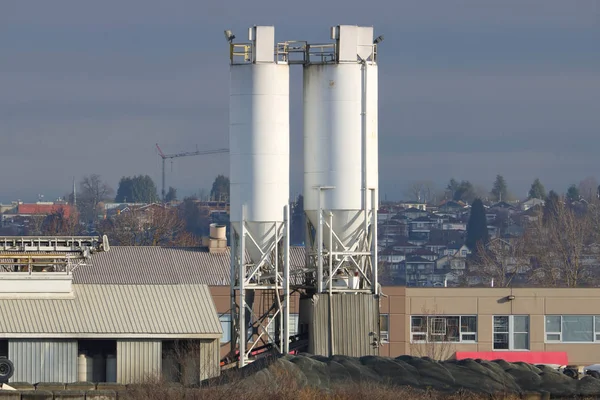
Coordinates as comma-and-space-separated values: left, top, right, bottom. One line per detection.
226, 353, 600, 397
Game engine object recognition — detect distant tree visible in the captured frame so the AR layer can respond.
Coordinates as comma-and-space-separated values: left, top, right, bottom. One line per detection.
405, 180, 436, 203
446, 178, 460, 200
452, 180, 475, 203
578, 177, 598, 202
543, 190, 560, 224
41, 208, 81, 236
210, 175, 230, 202
115, 175, 159, 203
469, 238, 529, 287
465, 199, 489, 252
99, 205, 199, 246
165, 186, 178, 202
566, 184, 580, 203
491, 175, 508, 202
528, 178, 546, 200
525, 200, 600, 287
78, 174, 114, 224
179, 197, 211, 237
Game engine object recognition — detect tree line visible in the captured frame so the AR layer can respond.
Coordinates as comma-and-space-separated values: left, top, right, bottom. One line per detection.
465, 189, 600, 288
403, 176, 600, 204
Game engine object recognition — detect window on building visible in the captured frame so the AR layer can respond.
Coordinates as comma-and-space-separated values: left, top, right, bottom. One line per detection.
493, 315, 529, 350
380, 314, 389, 342
545, 315, 600, 342
266, 313, 300, 343
410, 315, 477, 343
219, 314, 231, 343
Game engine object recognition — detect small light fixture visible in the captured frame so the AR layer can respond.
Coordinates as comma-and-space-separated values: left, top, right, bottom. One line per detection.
224, 30, 236, 43
507, 295, 516, 301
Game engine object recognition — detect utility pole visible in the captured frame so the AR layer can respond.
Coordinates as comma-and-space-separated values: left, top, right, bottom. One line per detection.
155, 144, 229, 202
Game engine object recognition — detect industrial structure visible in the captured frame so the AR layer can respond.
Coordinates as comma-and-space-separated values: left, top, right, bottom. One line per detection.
155, 143, 229, 201
228, 26, 292, 367
0, 236, 222, 384
228, 25, 382, 365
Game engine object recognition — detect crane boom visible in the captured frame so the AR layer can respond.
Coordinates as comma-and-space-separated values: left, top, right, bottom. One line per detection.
155, 143, 229, 202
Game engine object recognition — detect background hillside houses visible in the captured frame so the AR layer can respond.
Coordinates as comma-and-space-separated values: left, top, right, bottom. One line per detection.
378, 197, 600, 288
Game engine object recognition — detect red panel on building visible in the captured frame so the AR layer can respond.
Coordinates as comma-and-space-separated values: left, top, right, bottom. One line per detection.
455, 351, 568, 365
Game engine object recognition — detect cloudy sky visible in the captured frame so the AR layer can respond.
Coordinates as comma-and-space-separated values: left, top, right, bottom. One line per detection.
1, 0, 599, 203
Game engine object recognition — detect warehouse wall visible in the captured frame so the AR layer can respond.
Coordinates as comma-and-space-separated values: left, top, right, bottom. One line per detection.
9, 339, 77, 383
117, 340, 161, 384
304, 293, 380, 357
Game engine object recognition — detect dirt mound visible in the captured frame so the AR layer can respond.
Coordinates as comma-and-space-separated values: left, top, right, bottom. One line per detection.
224, 354, 597, 397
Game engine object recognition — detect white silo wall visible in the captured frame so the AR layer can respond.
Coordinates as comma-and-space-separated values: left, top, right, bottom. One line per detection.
230, 56, 289, 261
303, 60, 378, 247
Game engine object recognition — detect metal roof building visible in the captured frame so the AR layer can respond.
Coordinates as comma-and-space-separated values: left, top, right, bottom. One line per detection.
0, 285, 221, 339
73, 245, 306, 285
0, 238, 223, 385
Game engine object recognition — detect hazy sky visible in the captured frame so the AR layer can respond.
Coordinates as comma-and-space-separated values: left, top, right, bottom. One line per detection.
1, 0, 599, 203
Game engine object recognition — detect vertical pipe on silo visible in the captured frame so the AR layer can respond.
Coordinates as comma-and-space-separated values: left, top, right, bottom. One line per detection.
238, 207, 246, 365
283, 204, 290, 353
372, 189, 378, 295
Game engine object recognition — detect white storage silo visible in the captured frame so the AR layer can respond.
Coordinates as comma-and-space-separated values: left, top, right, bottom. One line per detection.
229, 25, 289, 264
229, 25, 291, 366
303, 25, 379, 293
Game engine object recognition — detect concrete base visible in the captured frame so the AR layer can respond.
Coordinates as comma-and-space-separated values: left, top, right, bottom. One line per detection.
299, 292, 380, 357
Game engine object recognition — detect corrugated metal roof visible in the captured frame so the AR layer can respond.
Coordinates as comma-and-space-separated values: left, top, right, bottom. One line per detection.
0, 284, 221, 338
73, 246, 306, 286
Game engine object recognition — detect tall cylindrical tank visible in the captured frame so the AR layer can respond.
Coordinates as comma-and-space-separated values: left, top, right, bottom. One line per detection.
303, 25, 378, 248
77, 353, 93, 382
230, 26, 289, 262
92, 353, 106, 382
105, 354, 117, 383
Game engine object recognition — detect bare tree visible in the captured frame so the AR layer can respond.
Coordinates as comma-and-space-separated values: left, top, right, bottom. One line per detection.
409, 306, 458, 361
578, 176, 599, 203
468, 238, 530, 287
78, 174, 114, 224
524, 200, 600, 287
405, 180, 436, 203
100, 206, 200, 246
41, 209, 81, 236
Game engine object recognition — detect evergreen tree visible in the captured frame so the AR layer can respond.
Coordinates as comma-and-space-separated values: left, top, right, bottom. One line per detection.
466, 198, 489, 252
115, 175, 159, 203
528, 178, 546, 199
210, 175, 230, 201
491, 175, 508, 202
566, 184, 580, 203
165, 186, 177, 202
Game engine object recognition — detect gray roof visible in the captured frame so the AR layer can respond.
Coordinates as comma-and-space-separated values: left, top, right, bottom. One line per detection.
73, 246, 306, 286
0, 284, 221, 338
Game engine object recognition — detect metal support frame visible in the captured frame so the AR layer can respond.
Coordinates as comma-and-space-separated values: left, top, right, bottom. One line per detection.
230, 206, 291, 367
306, 206, 376, 295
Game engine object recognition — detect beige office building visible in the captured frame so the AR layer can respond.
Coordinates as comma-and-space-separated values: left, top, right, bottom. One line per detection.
379, 287, 600, 366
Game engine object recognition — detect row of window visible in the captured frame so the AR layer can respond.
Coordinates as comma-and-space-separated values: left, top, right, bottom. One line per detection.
395, 314, 600, 348
220, 314, 600, 347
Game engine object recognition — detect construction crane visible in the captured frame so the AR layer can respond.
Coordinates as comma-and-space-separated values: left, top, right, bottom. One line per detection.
155, 143, 229, 202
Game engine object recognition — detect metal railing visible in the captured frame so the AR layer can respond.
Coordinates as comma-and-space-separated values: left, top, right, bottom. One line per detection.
0, 236, 104, 253
230, 43, 252, 64
230, 42, 377, 66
